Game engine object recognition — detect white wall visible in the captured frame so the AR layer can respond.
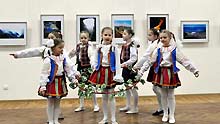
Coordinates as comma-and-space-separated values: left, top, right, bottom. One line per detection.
0, 0, 219, 100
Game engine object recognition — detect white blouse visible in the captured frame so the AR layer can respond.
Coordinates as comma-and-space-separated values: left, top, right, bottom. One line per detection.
39, 54, 77, 87
140, 44, 198, 74
92, 44, 124, 83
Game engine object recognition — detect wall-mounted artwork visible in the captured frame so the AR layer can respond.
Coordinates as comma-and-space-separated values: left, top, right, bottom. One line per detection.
76, 15, 100, 43
181, 20, 209, 42
0, 22, 27, 45
147, 14, 169, 32
41, 15, 64, 45
111, 14, 134, 44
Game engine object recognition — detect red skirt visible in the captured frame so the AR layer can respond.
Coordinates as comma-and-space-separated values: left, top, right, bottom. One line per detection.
152, 67, 181, 89
38, 76, 68, 98
88, 66, 116, 88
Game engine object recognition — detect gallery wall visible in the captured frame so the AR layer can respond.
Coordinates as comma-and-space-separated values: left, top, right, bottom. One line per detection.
0, 0, 220, 100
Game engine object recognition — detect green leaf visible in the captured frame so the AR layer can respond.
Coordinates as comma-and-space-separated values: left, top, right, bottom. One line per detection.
100, 84, 107, 92
81, 76, 87, 82
88, 68, 93, 74
126, 79, 133, 84
140, 79, 146, 85
109, 94, 115, 100
135, 75, 141, 81
69, 82, 77, 89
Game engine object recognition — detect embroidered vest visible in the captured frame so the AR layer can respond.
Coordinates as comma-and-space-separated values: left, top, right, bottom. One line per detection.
76, 43, 90, 67
120, 41, 137, 66
95, 46, 116, 72
154, 48, 180, 73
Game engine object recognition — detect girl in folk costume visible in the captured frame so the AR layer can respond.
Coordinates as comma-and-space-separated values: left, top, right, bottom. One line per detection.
89, 27, 124, 124
133, 28, 164, 116
38, 38, 80, 124
138, 30, 199, 123
119, 29, 140, 114
10, 31, 69, 120
68, 31, 99, 112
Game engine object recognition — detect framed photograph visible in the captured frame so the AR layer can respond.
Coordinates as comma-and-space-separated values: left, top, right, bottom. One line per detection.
111, 14, 134, 44
41, 15, 64, 45
147, 14, 169, 32
181, 20, 209, 42
76, 15, 100, 43
0, 22, 27, 45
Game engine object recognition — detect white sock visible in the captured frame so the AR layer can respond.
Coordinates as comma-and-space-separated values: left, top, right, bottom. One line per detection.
79, 97, 84, 108
93, 93, 98, 107
167, 89, 175, 117
54, 99, 61, 123
131, 88, 138, 109
160, 88, 169, 116
153, 85, 163, 111
125, 90, 131, 108
102, 89, 108, 121
47, 98, 55, 124
109, 89, 116, 122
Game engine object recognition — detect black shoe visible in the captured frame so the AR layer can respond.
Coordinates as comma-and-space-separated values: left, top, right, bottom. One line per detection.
152, 110, 164, 116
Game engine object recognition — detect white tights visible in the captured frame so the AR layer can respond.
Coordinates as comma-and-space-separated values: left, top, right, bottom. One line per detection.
153, 85, 163, 111
47, 98, 61, 124
160, 88, 175, 118
79, 93, 98, 107
125, 88, 138, 109
102, 88, 116, 122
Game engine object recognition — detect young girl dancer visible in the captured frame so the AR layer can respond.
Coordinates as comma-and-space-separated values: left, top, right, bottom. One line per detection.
119, 29, 139, 114
133, 28, 164, 115
89, 27, 123, 124
138, 30, 199, 123
38, 38, 80, 124
69, 31, 99, 112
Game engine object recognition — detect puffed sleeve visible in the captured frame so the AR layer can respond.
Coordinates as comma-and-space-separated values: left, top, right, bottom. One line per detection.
121, 46, 138, 66
64, 56, 80, 82
139, 48, 158, 75
113, 46, 124, 82
176, 49, 199, 73
91, 45, 100, 70
15, 46, 46, 58
39, 58, 51, 87
88, 44, 94, 63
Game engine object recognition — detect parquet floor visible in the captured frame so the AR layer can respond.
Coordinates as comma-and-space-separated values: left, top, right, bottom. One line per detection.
0, 94, 219, 124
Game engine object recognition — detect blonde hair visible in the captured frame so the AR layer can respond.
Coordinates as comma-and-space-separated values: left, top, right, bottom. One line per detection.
160, 30, 172, 39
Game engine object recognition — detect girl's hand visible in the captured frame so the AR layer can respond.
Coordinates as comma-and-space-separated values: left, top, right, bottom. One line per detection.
9, 54, 17, 58
121, 64, 127, 68
39, 86, 46, 96
75, 74, 81, 80
194, 71, 199, 78
133, 67, 140, 72
40, 90, 46, 96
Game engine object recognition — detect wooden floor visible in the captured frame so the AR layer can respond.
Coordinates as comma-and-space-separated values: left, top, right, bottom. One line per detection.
0, 94, 220, 124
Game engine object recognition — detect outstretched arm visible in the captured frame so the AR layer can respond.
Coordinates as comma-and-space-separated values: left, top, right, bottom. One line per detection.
176, 49, 199, 77
139, 48, 158, 76
10, 46, 46, 58
134, 41, 158, 70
